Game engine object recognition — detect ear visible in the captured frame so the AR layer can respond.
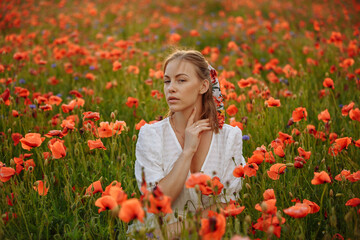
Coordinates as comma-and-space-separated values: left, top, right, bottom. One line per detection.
199, 79, 210, 94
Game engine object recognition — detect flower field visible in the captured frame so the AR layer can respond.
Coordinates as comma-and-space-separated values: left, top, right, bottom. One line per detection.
1, 0, 360, 239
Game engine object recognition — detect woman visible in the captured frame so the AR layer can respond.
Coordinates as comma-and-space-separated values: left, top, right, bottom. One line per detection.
134, 49, 245, 235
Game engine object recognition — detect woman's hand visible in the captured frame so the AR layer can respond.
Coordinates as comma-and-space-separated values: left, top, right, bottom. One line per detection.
183, 107, 211, 155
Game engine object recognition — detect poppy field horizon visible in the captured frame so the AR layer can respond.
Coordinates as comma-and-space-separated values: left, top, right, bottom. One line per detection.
0, 0, 359, 239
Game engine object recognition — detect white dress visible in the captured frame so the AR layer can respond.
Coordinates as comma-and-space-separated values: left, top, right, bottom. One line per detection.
134, 117, 245, 225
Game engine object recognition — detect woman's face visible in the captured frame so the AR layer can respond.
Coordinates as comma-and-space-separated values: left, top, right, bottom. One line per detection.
163, 60, 208, 113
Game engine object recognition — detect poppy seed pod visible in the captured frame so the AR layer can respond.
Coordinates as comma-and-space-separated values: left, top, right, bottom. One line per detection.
244, 215, 251, 225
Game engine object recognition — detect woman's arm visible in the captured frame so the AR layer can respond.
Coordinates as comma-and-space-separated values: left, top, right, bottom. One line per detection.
158, 108, 211, 201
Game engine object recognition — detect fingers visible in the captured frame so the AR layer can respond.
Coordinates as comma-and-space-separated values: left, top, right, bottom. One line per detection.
186, 107, 196, 127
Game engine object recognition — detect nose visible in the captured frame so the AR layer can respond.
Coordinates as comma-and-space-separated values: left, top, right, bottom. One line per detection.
167, 81, 176, 93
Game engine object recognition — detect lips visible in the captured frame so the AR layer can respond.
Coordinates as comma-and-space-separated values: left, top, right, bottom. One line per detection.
167, 96, 179, 101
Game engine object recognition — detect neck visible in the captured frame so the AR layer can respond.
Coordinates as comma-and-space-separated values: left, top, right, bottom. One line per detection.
172, 103, 203, 132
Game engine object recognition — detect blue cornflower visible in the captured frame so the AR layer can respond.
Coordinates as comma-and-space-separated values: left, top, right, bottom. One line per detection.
242, 135, 250, 141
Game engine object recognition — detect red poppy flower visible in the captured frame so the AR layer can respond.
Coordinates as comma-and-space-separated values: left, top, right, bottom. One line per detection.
221, 200, 245, 217
354, 139, 360, 148
211, 176, 224, 195
323, 78, 334, 89
11, 133, 23, 146
335, 170, 351, 181
278, 131, 294, 145
103, 181, 122, 195
85, 73, 96, 81
45, 130, 65, 138
345, 198, 360, 207
233, 165, 244, 178
135, 119, 147, 130
95, 195, 118, 213
298, 147, 311, 160
265, 97, 281, 107
274, 145, 285, 158
125, 97, 139, 108
49, 96, 62, 105
147, 187, 172, 214
267, 163, 286, 180
88, 139, 106, 150
226, 104, 238, 116
283, 203, 311, 218
244, 163, 258, 177
253, 214, 285, 238
302, 199, 320, 213
0, 167, 16, 182
19, 133, 45, 151
12, 110, 19, 117
112, 61, 122, 71
98, 122, 113, 138
83, 111, 100, 121
349, 108, 360, 122
341, 102, 354, 116
255, 199, 277, 215
311, 171, 331, 185
118, 198, 144, 223
85, 180, 103, 195
33, 180, 49, 196
199, 211, 226, 240
263, 189, 276, 201
185, 173, 212, 195
292, 107, 307, 122
24, 159, 36, 171
347, 171, 360, 182
318, 109, 331, 123
247, 154, 264, 165
49, 138, 66, 159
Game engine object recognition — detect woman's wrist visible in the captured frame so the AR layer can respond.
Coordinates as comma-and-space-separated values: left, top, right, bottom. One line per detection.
182, 148, 195, 158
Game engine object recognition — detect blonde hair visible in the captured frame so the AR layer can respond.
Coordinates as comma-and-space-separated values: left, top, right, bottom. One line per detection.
163, 50, 220, 134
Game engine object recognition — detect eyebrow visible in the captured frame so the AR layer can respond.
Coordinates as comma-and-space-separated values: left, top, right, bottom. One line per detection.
164, 73, 189, 78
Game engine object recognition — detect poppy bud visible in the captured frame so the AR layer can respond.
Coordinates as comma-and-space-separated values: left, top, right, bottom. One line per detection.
267, 225, 275, 236
344, 210, 352, 223
111, 205, 120, 218
87, 122, 92, 130
7, 128, 11, 133
244, 215, 251, 225
10, 159, 15, 167
34, 98, 38, 104
110, 112, 115, 119
0, 98, 3, 104
121, 153, 127, 162
276, 210, 283, 223
286, 163, 294, 167
245, 183, 251, 190
335, 193, 343, 197
289, 192, 293, 198
330, 207, 337, 227
13, 121, 16, 126
329, 189, 333, 197
44, 158, 49, 166
294, 141, 299, 146
321, 158, 325, 164
243, 193, 249, 199
260, 201, 267, 212
132, 135, 137, 141
0, 182, 3, 187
